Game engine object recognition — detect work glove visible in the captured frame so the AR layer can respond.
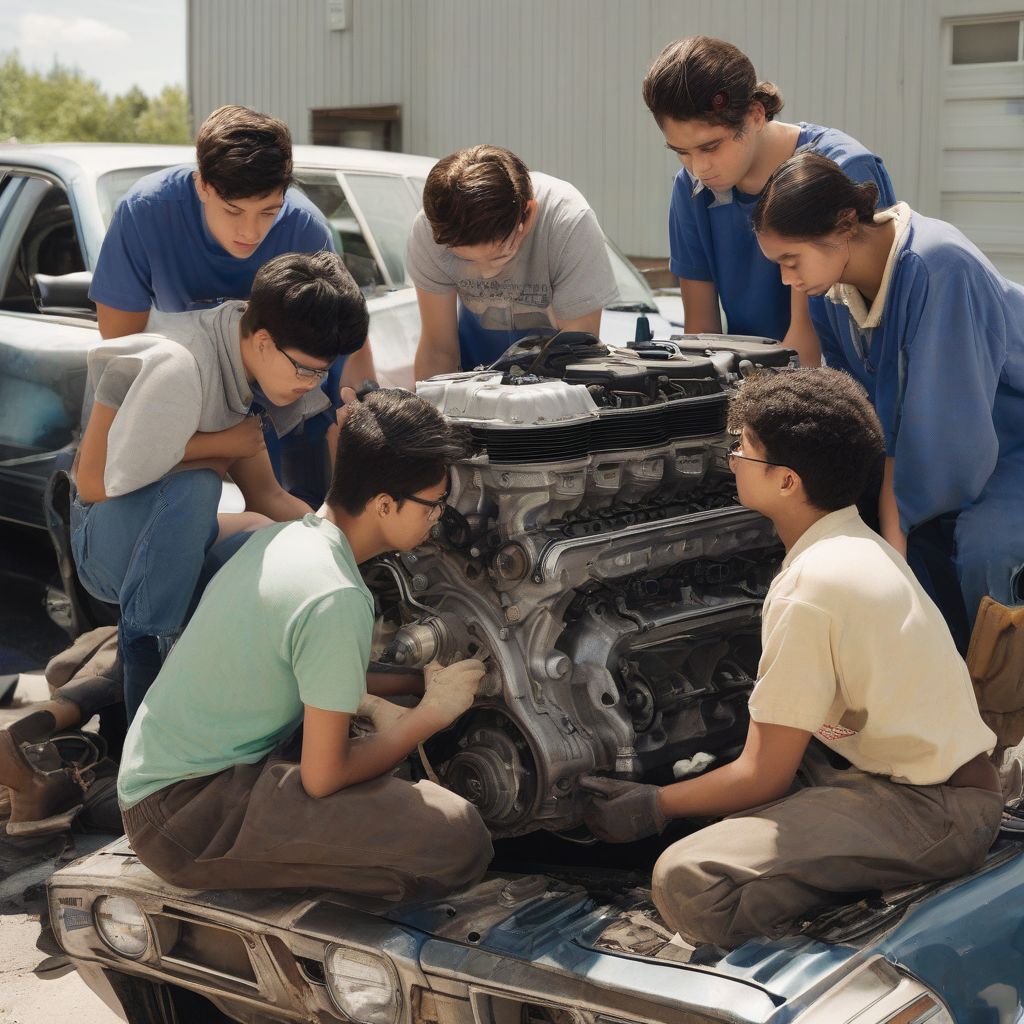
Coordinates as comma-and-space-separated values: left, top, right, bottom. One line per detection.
356, 693, 408, 732
418, 659, 486, 729
579, 775, 668, 844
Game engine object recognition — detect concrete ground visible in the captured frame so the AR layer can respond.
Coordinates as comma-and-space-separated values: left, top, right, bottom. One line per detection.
0, 526, 123, 1023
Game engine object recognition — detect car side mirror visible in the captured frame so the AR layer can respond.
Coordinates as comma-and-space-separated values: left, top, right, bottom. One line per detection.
32, 271, 96, 318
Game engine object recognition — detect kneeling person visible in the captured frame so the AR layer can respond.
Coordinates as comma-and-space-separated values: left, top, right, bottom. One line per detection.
117, 389, 493, 899
583, 369, 1002, 949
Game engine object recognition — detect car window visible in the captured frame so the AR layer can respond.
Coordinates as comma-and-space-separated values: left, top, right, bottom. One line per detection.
292, 168, 385, 291
0, 178, 86, 314
343, 172, 421, 286
96, 166, 168, 225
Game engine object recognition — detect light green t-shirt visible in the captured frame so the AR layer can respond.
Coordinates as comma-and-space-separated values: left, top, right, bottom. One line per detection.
118, 514, 374, 808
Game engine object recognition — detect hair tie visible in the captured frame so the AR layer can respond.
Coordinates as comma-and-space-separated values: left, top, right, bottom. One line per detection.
710, 90, 729, 112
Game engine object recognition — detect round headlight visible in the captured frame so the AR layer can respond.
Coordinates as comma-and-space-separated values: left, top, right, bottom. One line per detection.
324, 945, 401, 1024
93, 895, 150, 958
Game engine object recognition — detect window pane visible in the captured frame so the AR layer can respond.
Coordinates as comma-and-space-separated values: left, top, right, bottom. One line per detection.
292, 169, 384, 290
952, 21, 1020, 65
344, 173, 420, 285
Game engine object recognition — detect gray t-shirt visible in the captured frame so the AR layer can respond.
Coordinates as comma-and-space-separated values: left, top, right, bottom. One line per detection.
405, 172, 619, 335
87, 302, 328, 497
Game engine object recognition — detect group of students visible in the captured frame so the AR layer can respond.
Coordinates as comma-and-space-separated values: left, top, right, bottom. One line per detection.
1, 34, 1022, 952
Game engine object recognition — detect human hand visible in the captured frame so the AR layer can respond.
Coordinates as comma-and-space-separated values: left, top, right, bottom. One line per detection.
356, 693, 408, 731
417, 658, 486, 730
578, 775, 668, 844
336, 387, 358, 430
222, 416, 267, 459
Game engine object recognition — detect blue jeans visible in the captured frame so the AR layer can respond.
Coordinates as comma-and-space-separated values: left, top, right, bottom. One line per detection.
71, 469, 222, 722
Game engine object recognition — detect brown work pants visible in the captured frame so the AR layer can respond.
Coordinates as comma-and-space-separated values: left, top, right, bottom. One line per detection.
122, 755, 493, 901
652, 743, 1004, 949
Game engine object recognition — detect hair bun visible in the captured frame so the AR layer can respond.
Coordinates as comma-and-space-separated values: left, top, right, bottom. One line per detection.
752, 81, 783, 119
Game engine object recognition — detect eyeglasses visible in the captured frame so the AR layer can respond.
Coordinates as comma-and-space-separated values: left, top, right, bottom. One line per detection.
277, 346, 330, 383
727, 439, 787, 468
399, 490, 450, 522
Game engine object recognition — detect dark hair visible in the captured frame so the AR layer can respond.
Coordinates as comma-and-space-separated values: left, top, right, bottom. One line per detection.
422, 145, 534, 247
326, 389, 476, 514
240, 251, 368, 362
752, 152, 879, 239
196, 105, 293, 200
727, 368, 884, 512
643, 36, 783, 129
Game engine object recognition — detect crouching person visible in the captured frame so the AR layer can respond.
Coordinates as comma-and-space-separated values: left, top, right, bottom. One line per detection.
582, 369, 1003, 949
116, 389, 493, 899
72, 251, 368, 723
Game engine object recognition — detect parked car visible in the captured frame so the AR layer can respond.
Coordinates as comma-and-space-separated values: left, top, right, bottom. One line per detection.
47, 336, 1024, 1023
0, 142, 676, 533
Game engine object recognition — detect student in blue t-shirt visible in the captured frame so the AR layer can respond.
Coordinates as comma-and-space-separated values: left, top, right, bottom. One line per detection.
754, 152, 1024, 651
90, 105, 376, 504
642, 37, 896, 368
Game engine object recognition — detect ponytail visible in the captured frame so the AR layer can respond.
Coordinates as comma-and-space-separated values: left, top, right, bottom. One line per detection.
753, 152, 879, 239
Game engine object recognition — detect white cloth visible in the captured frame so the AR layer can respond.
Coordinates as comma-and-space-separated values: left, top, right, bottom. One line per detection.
748, 506, 995, 785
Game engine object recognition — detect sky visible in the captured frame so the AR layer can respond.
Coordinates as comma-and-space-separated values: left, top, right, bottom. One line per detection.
0, 0, 187, 97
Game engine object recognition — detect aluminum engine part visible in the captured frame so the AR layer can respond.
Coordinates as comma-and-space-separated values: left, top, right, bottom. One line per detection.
372, 334, 793, 837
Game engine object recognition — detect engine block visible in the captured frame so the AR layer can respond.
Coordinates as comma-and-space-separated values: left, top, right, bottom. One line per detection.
371, 333, 794, 838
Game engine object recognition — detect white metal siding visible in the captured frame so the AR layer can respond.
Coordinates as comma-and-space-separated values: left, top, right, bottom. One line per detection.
940, 16, 1024, 282
188, 0, 947, 258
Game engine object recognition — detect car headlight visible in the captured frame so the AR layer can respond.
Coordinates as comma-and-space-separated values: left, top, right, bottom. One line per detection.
324, 944, 401, 1024
793, 956, 953, 1023
92, 895, 150, 959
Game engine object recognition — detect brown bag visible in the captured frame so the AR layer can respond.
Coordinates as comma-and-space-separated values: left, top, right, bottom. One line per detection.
968, 597, 1024, 747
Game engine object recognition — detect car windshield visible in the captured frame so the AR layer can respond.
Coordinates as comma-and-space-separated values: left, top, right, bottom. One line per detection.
96, 167, 169, 225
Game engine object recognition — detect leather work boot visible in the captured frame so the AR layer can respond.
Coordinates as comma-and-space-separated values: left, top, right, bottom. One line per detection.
0, 728, 85, 837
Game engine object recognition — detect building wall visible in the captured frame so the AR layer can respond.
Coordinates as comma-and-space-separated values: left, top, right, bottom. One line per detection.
188, 0, 950, 258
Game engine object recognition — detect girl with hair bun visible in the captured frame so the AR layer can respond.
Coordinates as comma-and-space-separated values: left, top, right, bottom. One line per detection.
643, 37, 895, 367
754, 151, 1024, 649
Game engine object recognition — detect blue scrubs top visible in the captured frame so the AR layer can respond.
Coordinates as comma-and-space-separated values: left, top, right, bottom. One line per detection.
668, 122, 896, 342
809, 210, 1024, 535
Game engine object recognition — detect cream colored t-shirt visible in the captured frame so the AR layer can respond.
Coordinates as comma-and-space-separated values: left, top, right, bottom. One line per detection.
748, 506, 994, 785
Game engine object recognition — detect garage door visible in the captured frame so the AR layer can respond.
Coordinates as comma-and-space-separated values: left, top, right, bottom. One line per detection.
941, 15, 1024, 283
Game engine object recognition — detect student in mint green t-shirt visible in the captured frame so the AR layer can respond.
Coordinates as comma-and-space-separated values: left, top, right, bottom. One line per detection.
117, 389, 493, 901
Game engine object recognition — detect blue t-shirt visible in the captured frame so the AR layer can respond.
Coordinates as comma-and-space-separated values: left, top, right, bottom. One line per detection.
668, 122, 896, 342
89, 164, 334, 313
809, 209, 1024, 534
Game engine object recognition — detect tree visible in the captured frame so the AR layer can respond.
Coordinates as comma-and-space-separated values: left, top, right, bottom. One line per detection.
0, 52, 191, 145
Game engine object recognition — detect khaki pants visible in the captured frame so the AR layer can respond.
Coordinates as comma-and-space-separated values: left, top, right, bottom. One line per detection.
122, 755, 493, 902
652, 743, 1004, 949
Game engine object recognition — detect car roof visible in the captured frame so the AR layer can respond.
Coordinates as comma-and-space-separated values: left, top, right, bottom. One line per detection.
0, 142, 436, 178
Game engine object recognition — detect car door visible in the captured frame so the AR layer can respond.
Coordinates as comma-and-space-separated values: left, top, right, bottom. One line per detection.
0, 168, 97, 528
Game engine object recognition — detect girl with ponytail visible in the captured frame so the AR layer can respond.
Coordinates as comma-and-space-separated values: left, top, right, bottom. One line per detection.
754, 151, 1024, 649
643, 37, 895, 367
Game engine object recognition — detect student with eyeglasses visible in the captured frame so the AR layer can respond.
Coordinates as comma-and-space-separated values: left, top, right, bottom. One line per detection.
70, 252, 368, 720
115, 389, 493, 901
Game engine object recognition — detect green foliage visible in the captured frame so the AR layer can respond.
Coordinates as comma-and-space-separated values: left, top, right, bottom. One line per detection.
0, 52, 191, 145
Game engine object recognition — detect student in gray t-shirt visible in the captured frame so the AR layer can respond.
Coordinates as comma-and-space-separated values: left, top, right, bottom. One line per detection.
406, 145, 619, 380
71, 252, 369, 722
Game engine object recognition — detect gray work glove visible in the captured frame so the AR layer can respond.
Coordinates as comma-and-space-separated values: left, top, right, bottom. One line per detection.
579, 775, 668, 844
418, 659, 486, 729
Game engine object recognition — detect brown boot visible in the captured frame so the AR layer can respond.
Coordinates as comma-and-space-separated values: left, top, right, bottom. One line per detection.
0, 728, 85, 837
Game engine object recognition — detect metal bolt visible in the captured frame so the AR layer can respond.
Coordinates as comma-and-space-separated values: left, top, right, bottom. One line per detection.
497, 628, 510, 641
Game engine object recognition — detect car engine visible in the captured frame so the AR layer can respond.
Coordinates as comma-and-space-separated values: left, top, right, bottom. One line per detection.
370, 333, 795, 838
